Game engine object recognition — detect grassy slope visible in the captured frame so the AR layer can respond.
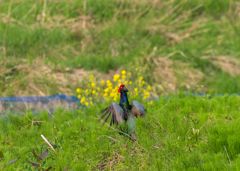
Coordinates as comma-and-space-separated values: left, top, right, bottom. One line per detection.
1, 95, 240, 170
0, 0, 240, 97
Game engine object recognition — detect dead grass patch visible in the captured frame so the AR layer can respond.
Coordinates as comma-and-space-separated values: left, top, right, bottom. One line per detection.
0, 57, 125, 97
153, 57, 204, 93
1, 58, 88, 96
202, 56, 240, 76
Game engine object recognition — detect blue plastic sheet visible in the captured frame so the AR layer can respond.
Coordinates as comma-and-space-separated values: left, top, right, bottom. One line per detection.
0, 94, 80, 115
0, 94, 79, 103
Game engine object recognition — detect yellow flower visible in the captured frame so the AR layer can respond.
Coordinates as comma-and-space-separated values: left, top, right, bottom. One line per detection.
148, 101, 153, 105
78, 95, 81, 99
76, 88, 82, 93
85, 102, 89, 106
143, 95, 148, 100
128, 72, 132, 76
147, 85, 152, 90
91, 82, 96, 88
129, 81, 132, 85
97, 87, 100, 91
140, 80, 145, 87
139, 76, 143, 80
107, 83, 113, 88
113, 74, 120, 82
104, 88, 109, 93
124, 81, 128, 85
106, 80, 112, 87
89, 75, 94, 79
135, 68, 138, 71
85, 89, 89, 93
145, 91, 150, 96
89, 97, 92, 100
90, 101, 93, 106
134, 88, 138, 92
110, 92, 115, 98
121, 70, 126, 75
118, 79, 122, 83
96, 93, 99, 96
121, 75, 126, 79
92, 90, 96, 95
80, 96, 85, 104
100, 80, 105, 86
103, 93, 108, 97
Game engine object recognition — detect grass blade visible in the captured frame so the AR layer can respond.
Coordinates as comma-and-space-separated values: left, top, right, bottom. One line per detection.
45, 164, 52, 171
39, 149, 48, 160
2, 157, 20, 166
0, 151, 4, 159
31, 149, 39, 160
41, 134, 56, 153
26, 159, 40, 167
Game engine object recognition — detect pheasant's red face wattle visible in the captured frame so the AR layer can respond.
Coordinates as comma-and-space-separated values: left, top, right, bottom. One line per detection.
118, 84, 125, 93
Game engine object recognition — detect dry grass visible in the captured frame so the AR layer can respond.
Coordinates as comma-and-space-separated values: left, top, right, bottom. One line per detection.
202, 56, 240, 76
1, 58, 87, 96
153, 57, 204, 93
0, 58, 125, 97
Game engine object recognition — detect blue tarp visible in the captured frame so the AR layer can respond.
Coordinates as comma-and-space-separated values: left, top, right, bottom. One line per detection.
0, 94, 79, 103
0, 94, 80, 115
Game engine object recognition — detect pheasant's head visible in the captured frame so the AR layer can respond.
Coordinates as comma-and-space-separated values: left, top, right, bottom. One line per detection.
118, 84, 128, 93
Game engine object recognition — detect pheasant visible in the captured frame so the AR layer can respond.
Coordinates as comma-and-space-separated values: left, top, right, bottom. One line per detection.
98, 84, 146, 141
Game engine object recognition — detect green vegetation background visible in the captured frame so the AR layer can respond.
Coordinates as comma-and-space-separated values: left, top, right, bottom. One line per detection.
1, 95, 240, 170
1, 0, 240, 170
0, 0, 240, 96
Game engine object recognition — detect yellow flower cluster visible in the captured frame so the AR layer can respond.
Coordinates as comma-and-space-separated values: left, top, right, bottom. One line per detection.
76, 69, 153, 106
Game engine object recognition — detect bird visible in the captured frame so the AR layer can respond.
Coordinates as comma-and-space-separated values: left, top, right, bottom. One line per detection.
98, 84, 146, 141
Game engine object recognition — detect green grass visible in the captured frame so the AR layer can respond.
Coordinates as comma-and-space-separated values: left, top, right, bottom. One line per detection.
1, 95, 240, 170
1, 1, 240, 169
1, 0, 240, 96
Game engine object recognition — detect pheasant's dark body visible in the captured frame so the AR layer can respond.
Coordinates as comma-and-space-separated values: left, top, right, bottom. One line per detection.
119, 90, 131, 118
98, 84, 146, 141
119, 90, 136, 138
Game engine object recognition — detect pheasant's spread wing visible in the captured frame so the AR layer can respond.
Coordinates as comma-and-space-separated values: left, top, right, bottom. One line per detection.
98, 102, 125, 126
131, 100, 146, 118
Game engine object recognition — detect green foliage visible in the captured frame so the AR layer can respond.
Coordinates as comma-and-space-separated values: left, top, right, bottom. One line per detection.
1, 0, 240, 96
1, 95, 240, 169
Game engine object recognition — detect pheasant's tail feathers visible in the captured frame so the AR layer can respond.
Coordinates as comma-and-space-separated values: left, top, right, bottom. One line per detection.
97, 102, 125, 126
97, 108, 108, 122
102, 111, 111, 126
